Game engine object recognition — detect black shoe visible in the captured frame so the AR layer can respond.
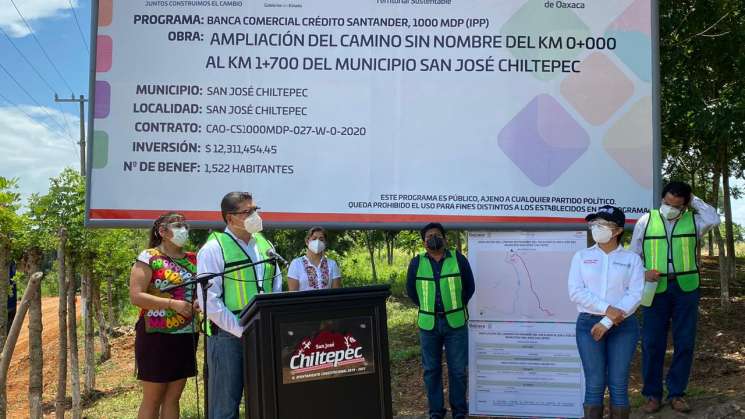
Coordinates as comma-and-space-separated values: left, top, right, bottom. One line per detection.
583, 404, 603, 419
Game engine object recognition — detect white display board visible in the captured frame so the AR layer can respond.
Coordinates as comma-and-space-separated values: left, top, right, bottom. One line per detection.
468, 231, 587, 418
88, 0, 656, 227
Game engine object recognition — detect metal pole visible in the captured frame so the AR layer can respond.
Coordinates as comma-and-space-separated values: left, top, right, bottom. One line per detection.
54, 94, 88, 176
79, 95, 86, 176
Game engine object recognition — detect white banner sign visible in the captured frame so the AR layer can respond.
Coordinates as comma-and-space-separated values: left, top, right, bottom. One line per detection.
89, 0, 655, 227
468, 231, 587, 418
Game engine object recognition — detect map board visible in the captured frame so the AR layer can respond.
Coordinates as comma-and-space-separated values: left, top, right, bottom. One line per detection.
468, 231, 587, 418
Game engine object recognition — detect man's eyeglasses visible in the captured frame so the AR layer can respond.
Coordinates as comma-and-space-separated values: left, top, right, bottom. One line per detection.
229, 207, 260, 217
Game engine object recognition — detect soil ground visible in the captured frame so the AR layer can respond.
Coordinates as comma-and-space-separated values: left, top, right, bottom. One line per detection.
391, 256, 745, 418
5, 256, 745, 418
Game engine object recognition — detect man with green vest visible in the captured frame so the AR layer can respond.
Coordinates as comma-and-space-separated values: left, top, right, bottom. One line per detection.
630, 181, 719, 414
406, 223, 475, 419
197, 192, 282, 419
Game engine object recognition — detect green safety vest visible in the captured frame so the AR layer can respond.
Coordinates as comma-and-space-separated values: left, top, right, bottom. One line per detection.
206, 231, 276, 334
642, 210, 700, 293
415, 251, 467, 330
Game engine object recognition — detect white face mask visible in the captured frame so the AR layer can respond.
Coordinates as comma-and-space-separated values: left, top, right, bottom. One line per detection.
591, 225, 614, 244
308, 239, 326, 254
659, 204, 681, 220
169, 227, 189, 247
243, 212, 263, 233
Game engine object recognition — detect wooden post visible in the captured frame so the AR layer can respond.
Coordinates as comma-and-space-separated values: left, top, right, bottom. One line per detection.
107, 275, 117, 329
55, 229, 68, 419
67, 261, 81, 419
0, 272, 43, 419
82, 263, 95, 395
93, 278, 110, 361
23, 249, 43, 419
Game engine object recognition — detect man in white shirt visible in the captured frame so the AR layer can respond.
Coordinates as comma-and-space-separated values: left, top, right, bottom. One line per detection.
629, 181, 720, 414
197, 192, 282, 419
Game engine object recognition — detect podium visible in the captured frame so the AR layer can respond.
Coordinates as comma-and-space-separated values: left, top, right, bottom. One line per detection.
239, 285, 393, 419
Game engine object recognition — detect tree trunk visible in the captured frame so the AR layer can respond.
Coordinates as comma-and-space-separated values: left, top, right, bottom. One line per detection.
366, 232, 378, 283
67, 262, 82, 419
55, 230, 68, 419
721, 165, 735, 311
93, 278, 110, 362
385, 231, 397, 266
82, 262, 95, 395
708, 230, 714, 257
23, 249, 43, 419
711, 169, 730, 310
0, 272, 43, 419
0, 239, 9, 353
107, 275, 117, 329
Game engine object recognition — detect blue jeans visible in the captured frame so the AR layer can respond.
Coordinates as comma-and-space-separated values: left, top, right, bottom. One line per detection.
641, 280, 699, 400
576, 313, 639, 407
419, 316, 468, 419
207, 329, 243, 419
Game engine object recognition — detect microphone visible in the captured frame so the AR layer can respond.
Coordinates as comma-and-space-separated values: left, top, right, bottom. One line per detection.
267, 249, 288, 265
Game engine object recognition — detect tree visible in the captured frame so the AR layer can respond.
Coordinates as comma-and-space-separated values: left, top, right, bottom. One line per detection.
0, 272, 42, 419
660, 0, 745, 309
54, 229, 67, 419
384, 230, 399, 265
0, 177, 22, 352
26, 169, 88, 416
21, 248, 43, 419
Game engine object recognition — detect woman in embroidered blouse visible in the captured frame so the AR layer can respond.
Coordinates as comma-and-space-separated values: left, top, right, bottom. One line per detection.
288, 226, 342, 291
129, 212, 198, 419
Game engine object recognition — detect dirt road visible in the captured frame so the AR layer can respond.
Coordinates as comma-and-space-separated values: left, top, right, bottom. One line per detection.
6, 297, 79, 418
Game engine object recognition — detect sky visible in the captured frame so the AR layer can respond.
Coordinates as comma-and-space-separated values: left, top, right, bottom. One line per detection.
0, 1, 741, 224
0, 0, 89, 198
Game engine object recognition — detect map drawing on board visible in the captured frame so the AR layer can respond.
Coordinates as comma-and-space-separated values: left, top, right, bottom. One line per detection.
469, 231, 586, 323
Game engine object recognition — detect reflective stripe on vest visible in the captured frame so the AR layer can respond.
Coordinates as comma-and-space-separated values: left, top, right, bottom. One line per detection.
642, 210, 700, 293
206, 231, 276, 335
415, 251, 467, 330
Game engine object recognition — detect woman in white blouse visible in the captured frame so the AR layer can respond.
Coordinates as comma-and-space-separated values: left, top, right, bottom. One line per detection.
288, 227, 342, 291
567, 206, 644, 419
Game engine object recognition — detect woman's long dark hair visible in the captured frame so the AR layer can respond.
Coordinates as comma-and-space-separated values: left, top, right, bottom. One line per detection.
148, 212, 185, 248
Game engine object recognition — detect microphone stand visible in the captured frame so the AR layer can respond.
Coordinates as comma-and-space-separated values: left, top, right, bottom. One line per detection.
162, 257, 278, 419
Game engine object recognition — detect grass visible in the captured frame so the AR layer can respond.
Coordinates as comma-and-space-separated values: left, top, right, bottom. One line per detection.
340, 248, 413, 297
386, 298, 420, 363
81, 298, 420, 418
82, 338, 210, 419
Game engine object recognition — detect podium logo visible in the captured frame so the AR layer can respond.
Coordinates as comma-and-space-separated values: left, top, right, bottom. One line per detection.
289, 331, 366, 373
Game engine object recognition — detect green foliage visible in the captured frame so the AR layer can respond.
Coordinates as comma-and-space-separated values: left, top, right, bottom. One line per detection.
660, 1, 745, 185
263, 228, 358, 260
26, 168, 87, 254
341, 247, 411, 296
386, 298, 420, 362
0, 177, 25, 263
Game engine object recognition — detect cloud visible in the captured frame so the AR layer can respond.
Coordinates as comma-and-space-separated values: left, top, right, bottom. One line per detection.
0, 106, 79, 201
0, 0, 77, 37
